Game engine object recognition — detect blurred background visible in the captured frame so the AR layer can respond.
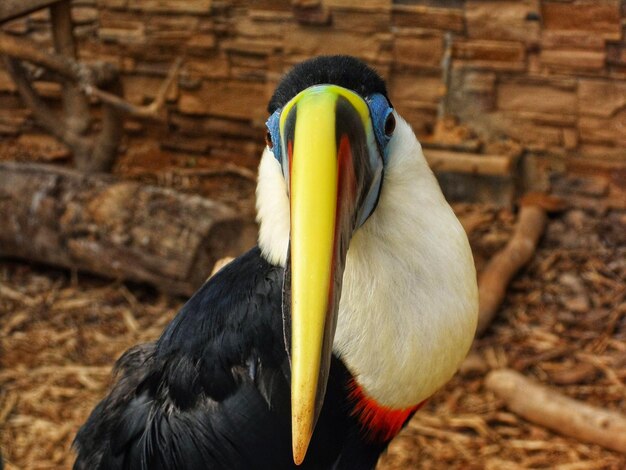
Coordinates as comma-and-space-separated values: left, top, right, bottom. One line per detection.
0, 0, 625, 469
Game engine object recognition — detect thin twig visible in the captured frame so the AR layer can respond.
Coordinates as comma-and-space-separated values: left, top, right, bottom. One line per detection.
82, 57, 182, 120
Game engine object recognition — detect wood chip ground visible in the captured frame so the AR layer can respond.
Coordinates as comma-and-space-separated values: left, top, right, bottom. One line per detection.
1, 204, 625, 469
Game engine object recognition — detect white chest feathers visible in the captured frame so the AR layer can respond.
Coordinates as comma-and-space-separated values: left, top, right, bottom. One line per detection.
256, 114, 478, 409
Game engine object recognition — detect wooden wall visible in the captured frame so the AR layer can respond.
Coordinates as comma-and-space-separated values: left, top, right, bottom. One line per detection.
1, 0, 625, 200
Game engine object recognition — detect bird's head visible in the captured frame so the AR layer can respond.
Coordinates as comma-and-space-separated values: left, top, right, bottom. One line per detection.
258, 56, 397, 464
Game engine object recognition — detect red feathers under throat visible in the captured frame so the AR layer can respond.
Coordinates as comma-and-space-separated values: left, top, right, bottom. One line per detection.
348, 379, 425, 443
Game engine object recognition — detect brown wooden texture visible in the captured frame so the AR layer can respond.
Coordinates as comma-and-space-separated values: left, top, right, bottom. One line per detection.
49, 0, 90, 138
0, 0, 63, 23
424, 149, 515, 176
0, 162, 257, 295
0, 28, 181, 172
0, 25, 125, 173
0, 1, 625, 166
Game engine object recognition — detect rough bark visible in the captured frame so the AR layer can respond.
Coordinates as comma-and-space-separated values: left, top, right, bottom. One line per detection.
486, 369, 626, 453
86, 80, 124, 173
50, 0, 91, 137
0, 162, 258, 296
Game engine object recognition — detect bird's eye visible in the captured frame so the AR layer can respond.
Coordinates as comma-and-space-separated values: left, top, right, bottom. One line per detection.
265, 131, 274, 149
384, 113, 395, 137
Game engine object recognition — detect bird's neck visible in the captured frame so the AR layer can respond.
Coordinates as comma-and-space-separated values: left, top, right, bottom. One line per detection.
334, 117, 477, 409
256, 116, 478, 410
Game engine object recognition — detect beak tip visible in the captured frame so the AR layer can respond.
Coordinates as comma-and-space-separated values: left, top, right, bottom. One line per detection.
292, 441, 308, 466
292, 415, 313, 466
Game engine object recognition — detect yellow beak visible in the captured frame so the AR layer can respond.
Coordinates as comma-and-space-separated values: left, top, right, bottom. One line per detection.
281, 86, 373, 465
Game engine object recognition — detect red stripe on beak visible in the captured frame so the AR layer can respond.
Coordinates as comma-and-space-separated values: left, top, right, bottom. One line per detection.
328, 134, 357, 316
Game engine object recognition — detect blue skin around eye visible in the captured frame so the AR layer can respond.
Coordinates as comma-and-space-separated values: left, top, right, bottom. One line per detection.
265, 93, 393, 164
266, 110, 282, 162
365, 93, 394, 162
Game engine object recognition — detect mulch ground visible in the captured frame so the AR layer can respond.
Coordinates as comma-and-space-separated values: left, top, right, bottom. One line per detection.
1, 203, 625, 469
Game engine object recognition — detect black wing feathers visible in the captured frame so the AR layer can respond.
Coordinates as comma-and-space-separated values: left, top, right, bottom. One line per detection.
73, 246, 386, 469
74, 247, 290, 469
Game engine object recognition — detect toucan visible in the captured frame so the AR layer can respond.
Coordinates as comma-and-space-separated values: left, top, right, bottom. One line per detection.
73, 56, 478, 470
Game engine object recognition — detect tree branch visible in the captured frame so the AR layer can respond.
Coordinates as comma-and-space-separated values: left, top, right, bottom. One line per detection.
3, 58, 57, 135
475, 193, 567, 336
0, 0, 63, 23
475, 204, 547, 336
50, 0, 90, 136
0, 31, 84, 82
486, 369, 626, 453
88, 78, 123, 173
82, 57, 182, 120
0, 31, 180, 121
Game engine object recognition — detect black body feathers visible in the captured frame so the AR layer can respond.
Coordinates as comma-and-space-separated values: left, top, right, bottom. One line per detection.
73, 248, 387, 470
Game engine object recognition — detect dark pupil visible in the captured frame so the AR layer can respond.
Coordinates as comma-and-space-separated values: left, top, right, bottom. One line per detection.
265, 131, 274, 149
384, 113, 395, 137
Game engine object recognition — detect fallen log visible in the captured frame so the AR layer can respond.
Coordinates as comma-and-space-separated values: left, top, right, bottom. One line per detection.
0, 162, 257, 296
486, 369, 626, 453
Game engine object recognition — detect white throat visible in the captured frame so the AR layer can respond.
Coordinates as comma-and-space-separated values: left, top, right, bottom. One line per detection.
256, 114, 478, 408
